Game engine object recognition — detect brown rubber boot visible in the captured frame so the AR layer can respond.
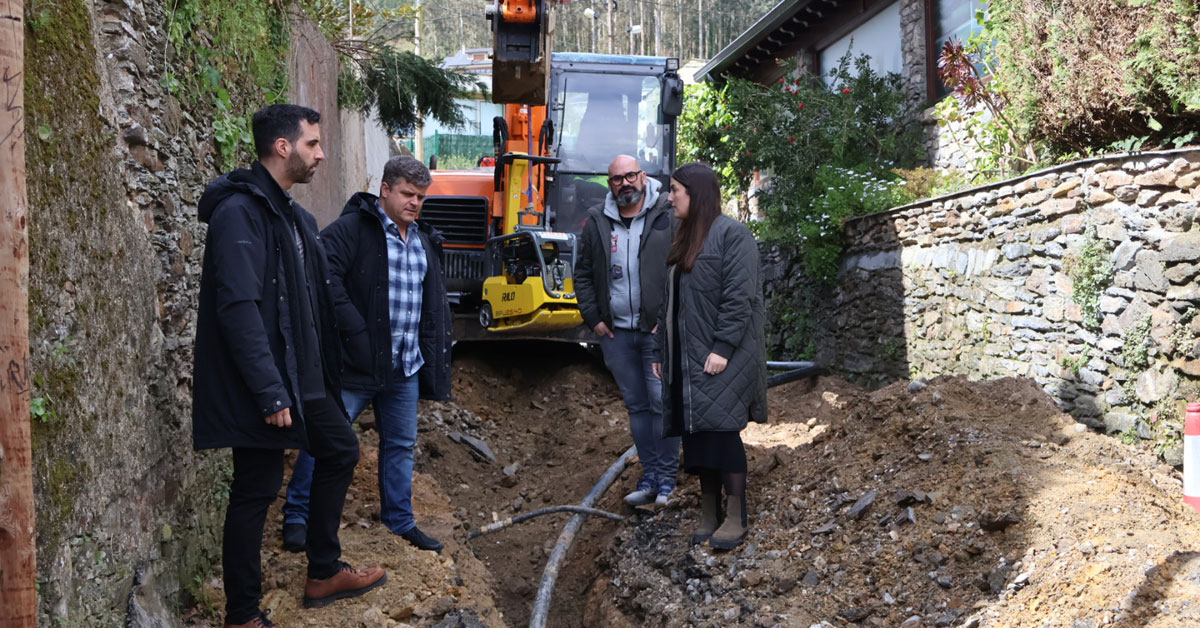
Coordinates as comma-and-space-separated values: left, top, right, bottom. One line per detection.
690, 490, 722, 545
303, 562, 387, 608
709, 493, 748, 551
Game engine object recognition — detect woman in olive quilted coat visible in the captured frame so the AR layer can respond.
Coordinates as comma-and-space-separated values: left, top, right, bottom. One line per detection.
652, 162, 767, 551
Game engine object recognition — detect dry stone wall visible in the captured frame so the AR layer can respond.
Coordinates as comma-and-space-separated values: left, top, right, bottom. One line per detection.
24, 1, 360, 624
765, 149, 1200, 464
25, 1, 221, 625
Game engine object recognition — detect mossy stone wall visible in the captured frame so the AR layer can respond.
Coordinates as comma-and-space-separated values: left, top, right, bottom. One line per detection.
23, 0, 294, 623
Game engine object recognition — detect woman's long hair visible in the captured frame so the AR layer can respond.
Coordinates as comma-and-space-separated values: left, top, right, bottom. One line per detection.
666, 162, 723, 272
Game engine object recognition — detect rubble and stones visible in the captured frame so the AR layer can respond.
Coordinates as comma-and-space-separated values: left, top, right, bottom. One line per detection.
591, 375, 1200, 627
762, 150, 1200, 463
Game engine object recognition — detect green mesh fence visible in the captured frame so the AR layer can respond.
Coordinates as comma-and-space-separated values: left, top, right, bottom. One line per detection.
402, 133, 493, 166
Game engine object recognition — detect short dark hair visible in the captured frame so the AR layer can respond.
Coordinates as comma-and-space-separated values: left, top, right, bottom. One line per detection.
382, 155, 432, 188
252, 104, 321, 159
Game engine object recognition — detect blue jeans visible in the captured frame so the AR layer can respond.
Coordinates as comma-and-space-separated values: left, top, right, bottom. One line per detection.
285, 370, 420, 535
600, 328, 681, 491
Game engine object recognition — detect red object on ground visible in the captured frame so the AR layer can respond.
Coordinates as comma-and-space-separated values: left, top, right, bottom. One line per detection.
1185, 403, 1200, 513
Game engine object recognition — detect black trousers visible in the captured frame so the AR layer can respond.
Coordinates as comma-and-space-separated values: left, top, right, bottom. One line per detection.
223, 395, 360, 624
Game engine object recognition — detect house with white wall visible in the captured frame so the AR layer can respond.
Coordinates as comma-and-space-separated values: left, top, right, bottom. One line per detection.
695, 0, 987, 169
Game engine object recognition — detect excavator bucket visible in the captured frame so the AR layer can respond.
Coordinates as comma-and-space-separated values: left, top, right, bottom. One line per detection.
487, 0, 553, 105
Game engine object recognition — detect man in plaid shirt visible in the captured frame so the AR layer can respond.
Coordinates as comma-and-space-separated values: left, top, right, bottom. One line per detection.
282, 155, 454, 553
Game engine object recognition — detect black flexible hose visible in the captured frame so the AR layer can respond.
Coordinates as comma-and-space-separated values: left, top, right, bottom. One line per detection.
524, 362, 819, 626
767, 364, 823, 388
529, 445, 637, 628
466, 505, 625, 540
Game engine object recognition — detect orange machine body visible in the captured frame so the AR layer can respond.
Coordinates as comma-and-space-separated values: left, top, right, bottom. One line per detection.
500, 0, 538, 23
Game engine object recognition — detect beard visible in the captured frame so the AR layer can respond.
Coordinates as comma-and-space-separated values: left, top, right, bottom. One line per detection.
616, 185, 645, 207
285, 150, 318, 184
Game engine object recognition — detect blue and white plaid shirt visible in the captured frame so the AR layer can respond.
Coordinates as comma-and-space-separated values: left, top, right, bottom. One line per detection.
377, 201, 427, 377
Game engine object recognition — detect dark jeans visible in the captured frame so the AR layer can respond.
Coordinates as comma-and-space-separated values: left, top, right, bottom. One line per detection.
223, 395, 359, 624
285, 369, 420, 535
600, 328, 681, 490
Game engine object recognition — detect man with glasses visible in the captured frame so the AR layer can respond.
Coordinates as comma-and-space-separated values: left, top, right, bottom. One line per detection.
576, 154, 680, 507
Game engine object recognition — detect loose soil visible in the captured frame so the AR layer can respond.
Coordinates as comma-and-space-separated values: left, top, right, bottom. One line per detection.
191, 344, 1200, 628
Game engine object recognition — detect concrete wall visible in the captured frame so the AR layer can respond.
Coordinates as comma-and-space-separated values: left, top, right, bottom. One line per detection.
763, 149, 1200, 464
340, 107, 394, 202
287, 17, 345, 227
287, 22, 391, 227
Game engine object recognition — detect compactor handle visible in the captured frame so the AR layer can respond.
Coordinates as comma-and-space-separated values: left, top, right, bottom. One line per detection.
492, 152, 562, 192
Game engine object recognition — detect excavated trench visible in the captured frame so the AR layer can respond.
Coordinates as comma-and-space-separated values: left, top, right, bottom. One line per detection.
218, 340, 634, 628
423, 341, 633, 628
205, 341, 1200, 628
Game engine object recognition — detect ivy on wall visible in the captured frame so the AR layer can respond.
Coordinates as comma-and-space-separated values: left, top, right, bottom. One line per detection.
164, 0, 291, 167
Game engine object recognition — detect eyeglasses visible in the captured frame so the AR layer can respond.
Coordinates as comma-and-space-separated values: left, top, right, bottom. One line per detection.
607, 170, 642, 186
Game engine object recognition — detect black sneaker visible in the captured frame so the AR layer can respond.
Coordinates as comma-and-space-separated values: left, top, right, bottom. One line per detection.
399, 526, 443, 553
282, 523, 307, 552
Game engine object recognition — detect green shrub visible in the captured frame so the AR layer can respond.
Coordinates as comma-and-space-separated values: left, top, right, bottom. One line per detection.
678, 53, 923, 280
795, 165, 912, 279
1122, 315, 1153, 371
989, 0, 1200, 153
1063, 227, 1114, 329
892, 167, 970, 201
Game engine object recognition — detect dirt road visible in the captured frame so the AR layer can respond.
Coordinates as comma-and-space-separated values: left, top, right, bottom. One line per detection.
191, 344, 1200, 628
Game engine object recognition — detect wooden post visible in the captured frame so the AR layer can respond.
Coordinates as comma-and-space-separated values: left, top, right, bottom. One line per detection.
0, 1, 38, 626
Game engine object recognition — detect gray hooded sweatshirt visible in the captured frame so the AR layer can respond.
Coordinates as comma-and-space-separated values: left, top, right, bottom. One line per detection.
604, 177, 662, 329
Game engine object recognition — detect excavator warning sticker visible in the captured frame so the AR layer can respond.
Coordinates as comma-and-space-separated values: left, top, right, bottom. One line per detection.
541, 232, 569, 241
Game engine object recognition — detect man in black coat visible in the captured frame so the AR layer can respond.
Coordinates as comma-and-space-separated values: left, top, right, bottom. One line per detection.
575, 154, 680, 507
193, 104, 386, 628
280, 155, 453, 554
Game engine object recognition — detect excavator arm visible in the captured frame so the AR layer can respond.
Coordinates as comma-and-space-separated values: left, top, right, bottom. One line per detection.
486, 0, 555, 105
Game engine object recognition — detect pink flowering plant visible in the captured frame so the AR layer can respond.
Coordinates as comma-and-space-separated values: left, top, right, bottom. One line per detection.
678, 52, 922, 281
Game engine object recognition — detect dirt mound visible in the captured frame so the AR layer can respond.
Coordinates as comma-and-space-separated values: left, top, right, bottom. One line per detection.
592, 375, 1200, 628
189, 351, 1200, 628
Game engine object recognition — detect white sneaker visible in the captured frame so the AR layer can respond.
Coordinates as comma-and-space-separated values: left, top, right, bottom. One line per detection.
654, 491, 671, 507
623, 487, 656, 506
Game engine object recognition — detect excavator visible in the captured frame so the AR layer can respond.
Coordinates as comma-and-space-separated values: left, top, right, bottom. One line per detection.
420, 0, 685, 341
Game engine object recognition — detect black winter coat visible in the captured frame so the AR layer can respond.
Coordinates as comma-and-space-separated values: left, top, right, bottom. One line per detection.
658, 215, 767, 437
192, 162, 345, 450
320, 192, 453, 400
575, 194, 674, 333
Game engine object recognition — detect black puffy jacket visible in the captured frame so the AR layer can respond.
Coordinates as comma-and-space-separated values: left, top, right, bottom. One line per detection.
192, 162, 345, 451
320, 192, 453, 400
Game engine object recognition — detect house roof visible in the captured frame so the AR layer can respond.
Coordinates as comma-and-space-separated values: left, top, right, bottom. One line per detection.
695, 0, 880, 83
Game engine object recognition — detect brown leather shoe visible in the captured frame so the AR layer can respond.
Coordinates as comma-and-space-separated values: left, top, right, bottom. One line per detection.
303, 562, 387, 608
224, 612, 277, 627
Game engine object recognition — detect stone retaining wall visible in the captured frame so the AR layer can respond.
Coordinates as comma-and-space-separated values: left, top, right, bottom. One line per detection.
25, 3, 362, 624
765, 149, 1200, 462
